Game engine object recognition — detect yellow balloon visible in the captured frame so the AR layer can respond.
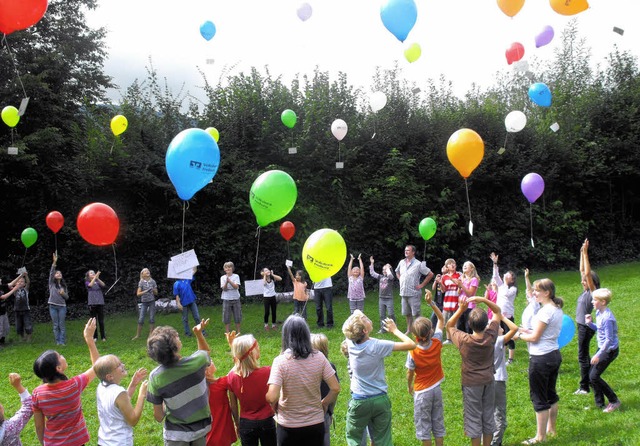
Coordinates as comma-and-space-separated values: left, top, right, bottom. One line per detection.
1, 105, 20, 128
496, 0, 525, 17
205, 127, 219, 142
110, 115, 128, 136
302, 229, 347, 283
446, 129, 484, 178
404, 43, 421, 63
549, 0, 588, 16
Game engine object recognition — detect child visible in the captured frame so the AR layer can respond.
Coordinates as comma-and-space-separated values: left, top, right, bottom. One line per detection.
575, 239, 599, 395
205, 360, 237, 446
484, 280, 498, 320
93, 356, 148, 446
287, 266, 308, 320
175, 267, 202, 337
0, 373, 33, 446
85, 269, 107, 341
340, 341, 373, 446
440, 258, 460, 344
221, 262, 242, 333
312, 333, 338, 446
146, 319, 212, 444
446, 296, 501, 446
32, 318, 101, 446
369, 256, 395, 333
132, 267, 158, 340
520, 268, 539, 337
490, 252, 518, 364
492, 315, 518, 446
48, 253, 69, 345
455, 261, 480, 334
406, 291, 446, 446
347, 254, 365, 314
430, 266, 446, 330
262, 267, 282, 331
585, 288, 621, 413
1, 272, 30, 344
227, 332, 275, 446
342, 310, 416, 446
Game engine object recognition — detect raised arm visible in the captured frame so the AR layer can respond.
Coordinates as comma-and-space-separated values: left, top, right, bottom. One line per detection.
446, 297, 469, 335
193, 318, 210, 352
347, 255, 354, 279
501, 314, 519, 344
369, 257, 381, 279
384, 318, 417, 351
286, 266, 295, 282
127, 368, 148, 399
358, 255, 364, 279
582, 239, 596, 292
524, 268, 533, 299
271, 271, 282, 281
491, 252, 504, 287
116, 379, 148, 426
83, 318, 100, 381
425, 291, 444, 331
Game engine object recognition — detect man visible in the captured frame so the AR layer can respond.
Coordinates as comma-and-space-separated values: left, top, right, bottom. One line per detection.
395, 245, 434, 334
314, 277, 334, 328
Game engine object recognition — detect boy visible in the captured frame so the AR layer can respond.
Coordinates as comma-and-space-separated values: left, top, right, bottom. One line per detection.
406, 291, 446, 446
174, 267, 202, 337
147, 319, 212, 445
492, 315, 518, 446
439, 259, 460, 344
446, 296, 501, 446
221, 262, 242, 333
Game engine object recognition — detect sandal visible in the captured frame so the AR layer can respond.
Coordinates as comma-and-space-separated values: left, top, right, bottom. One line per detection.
522, 438, 540, 445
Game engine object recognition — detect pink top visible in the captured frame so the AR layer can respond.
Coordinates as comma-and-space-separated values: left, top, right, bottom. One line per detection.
348, 276, 365, 301
0, 390, 33, 446
485, 289, 498, 319
461, 277, 479, 309
293, 281, 308, 301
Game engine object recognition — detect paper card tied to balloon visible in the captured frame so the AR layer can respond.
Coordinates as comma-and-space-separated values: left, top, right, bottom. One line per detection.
550, 122, 560, 132
249, 170, 297, 227
302, 229, 347, 283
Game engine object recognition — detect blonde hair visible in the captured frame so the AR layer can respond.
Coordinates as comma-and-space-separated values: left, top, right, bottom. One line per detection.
463, 261, 480, 281
139, 268, 150, 280
342, 310, 368, 343
93, 354, 120, 382
592, 288, 612, 305
224, 261, 235, 270
231, 334, 259, 378
411, 317, 433, 343
311, 333, 329, 359
444, 258, 456, 266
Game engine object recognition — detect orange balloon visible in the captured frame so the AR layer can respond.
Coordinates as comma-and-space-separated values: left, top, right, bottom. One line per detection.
549, 0, 588, 16
446, 129, 484, 178
497, 0, 525, 17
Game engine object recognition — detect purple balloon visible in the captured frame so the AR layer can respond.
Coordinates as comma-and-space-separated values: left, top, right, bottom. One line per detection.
297, 3, 312, 21
521, 173, 545, 203
535, 25, 554, 48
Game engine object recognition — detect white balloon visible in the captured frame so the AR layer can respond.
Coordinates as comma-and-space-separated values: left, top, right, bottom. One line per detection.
370, 91, 387, 112
331, 119, 348, 141
505, 110, 527, 133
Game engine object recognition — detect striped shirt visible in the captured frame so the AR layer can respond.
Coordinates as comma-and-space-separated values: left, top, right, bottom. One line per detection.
442, 272, 461, 312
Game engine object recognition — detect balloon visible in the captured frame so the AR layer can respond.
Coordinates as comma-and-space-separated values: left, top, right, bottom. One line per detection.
296, 2, 312, 21
77, 203, 120, 246
200, 20, 216, 41
21, 227, 38, 248
1, 106, 20, 128
166, 129, 220, 201
446, 129, 485, 178
331, 119, 348, 141
205, 127, 220, 142
418, 218, 437, 241
281, 109, 297, 129
404, 42, 421, 63
250, 170, 297, 227
549, 0, 588, 16
528, 83, 552, 107
496, 0, 525, 17
535, 25, 555, 48
46, 211, 64, 234
0, 0, 48, 35
558, 314, 576, 348
505, 42, 525, 65
505, 110, 527, 132
370, 91, 387, 113
110, 115, 128, 136
521, 173, 545, 203
380, 0, 417, 43
280, 221, 296, 241
302, 229, 347, 282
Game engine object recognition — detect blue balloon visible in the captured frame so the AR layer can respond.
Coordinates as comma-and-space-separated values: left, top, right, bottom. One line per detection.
166, 129, 220, 201
380, 0, 417, 43
558, 314, 576, 349
200, 21, 216, 41
528, 82, 552, 107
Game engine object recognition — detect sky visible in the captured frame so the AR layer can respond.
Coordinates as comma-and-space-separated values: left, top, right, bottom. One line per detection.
85, 0, 639, 105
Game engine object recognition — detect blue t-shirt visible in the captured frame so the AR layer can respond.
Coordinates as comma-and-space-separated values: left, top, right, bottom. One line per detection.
173, 279, 196, 306
346, 337, 395, 397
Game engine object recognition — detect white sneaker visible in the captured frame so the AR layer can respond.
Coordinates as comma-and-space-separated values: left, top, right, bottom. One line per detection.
574, 389, 589, 395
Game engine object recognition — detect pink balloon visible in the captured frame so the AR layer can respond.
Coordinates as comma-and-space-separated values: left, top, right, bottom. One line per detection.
521, 173, 545, 203
505, 42, 525, 65
535, 25, 555, 48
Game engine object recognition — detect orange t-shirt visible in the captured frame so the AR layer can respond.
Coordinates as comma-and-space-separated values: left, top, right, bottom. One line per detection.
410, 337, 444, 391
293, 281, 308, 301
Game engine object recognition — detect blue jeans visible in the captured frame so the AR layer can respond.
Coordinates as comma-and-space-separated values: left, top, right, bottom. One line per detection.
182, 302, 201, 335
49, 305, 67, 345
138, 301, 156, 325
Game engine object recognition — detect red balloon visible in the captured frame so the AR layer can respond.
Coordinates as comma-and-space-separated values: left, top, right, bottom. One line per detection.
279, 221, 295, 241
45, 211, 64, 234
505, 42, 525, 65
77, 203, 120, 246
0, 0, 48, 35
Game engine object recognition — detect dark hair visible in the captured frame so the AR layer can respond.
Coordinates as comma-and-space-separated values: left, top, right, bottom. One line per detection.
468, 308, 489, 333
295, 270, 306, 281
147, 326, 180, 366
33, 350, 67, 383
281, 314, 313, 359
590, 271, 601, 289
505, 270, 517, 288
533, 278, 563, 307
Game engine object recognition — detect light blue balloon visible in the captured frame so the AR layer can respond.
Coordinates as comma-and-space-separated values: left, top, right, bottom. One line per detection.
380, 0, 417, 43
200, 21, 216, 41
558, 314, 576, 349
528, 82, 552, 107
166, 128, 220, 201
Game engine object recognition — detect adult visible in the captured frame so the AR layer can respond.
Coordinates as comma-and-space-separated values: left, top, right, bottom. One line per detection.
266, 314, 340, 446
314, 277, 334, 328
575, 239, 599, 395
48, 253, 69, 346
490, 253, 518, 364
395, 245, 434, 334
515, 278, 563, 445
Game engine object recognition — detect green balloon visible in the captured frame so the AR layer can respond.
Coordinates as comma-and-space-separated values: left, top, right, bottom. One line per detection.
281, 109, 297, 129
404, 43, 422, 63
21, 227, 38, 248
418, 217, 437, 241
250, 170, 298, 227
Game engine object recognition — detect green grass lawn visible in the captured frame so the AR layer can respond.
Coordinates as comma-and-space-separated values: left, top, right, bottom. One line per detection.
1, 262, 638, 445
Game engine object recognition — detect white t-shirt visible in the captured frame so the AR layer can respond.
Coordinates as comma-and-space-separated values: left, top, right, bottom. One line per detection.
529, 303, 563, 356
97, 383, 133, 446
220, 274, 241, 300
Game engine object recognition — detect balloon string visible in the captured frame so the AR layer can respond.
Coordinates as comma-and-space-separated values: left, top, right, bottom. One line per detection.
110, 138, 115, 155
104, 244, 121, 295
373, 114, 377, 138
21, 247, 27, 268
503, 133, 508, 150
253, 226, 261, 280
2, 34, 28, 99
423, 241, 427, 261
337, 141, 341, 163
287, 240, 291, 260
181, 201, 186, 253
54, 234, 58, 255
464, 178, 473, 225
530, 203, 534, 244
10, 128, 15, 145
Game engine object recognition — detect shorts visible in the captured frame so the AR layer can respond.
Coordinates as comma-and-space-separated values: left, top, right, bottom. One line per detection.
462, 382, 496, 439
222, 299, 242, 324
401, 295, 421, 317
414, 385, 446, 440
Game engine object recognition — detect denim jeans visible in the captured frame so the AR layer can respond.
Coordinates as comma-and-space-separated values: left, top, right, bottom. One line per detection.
138, 301, 156, 325
49, 304, 67, 345
182, 302, 201, 335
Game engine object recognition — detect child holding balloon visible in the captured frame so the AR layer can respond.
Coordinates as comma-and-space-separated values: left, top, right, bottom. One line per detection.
85, 269, 107, 341
48, 253, 69, 345
2, 272, 31, 343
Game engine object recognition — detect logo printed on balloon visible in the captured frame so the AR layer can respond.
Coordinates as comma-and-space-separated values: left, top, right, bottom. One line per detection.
0, 0, 48, 35
418, 217, 437, 241
21, 227, 38, 248
296, 2, 312, 21
200, 20, 216, 41
446, 129, 485, 178
249, 170, 298, 227
302, 229, 347, 282
496, 0, 525, 17
380, 0, 418, 43
280, 221, 296, 241
549, 0, 589, 16
2, 106, 20, 128
110, 115, 128, 136
528, 83, 552, 107
331, 119, 348, 141
46, 211, 64, 234
505, 111, 527, 133
77, 203, 120, 246
521, 173, 545, 203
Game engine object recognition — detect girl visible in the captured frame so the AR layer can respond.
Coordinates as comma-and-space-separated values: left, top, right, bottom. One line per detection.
48, 253, 68, 345
311, 333, 338, 446
205, 360, 237, 446
484, 279, 498, 320
85, 269, 106, 341
491, 252, 518, 364
287, 266, 308, 320
4, 272, 31, 342
262, 268, 282, 331
132, 268, 158, 340
32, 318, 100, 446
347, 254, 365, 314
0, 373, 33, 445
369, 256, 396, 334
575, 239, 599, 395
455, 260, 480, 334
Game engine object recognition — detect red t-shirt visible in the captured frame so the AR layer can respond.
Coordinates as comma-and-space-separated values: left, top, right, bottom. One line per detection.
227, 366, 274, 420
442, 272, 461, 312
206, 376, 237, 446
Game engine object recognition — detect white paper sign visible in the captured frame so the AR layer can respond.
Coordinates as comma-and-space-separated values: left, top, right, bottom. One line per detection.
167, 260, 194, 280
336, 162, 344, 169
18, 97, 29, 116
8, 147, 18, 155
244, 279, 263, 297
288, 147, 297, 154
170, 249, 199, 273
550, 122, 560, 132
285, 259, 293, 267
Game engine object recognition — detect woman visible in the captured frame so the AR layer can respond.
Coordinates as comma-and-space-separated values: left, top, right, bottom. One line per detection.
575, 239, 599, 395
48, 253, 68, 345
266, 314, 340, 446
515, 278, 563, 445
